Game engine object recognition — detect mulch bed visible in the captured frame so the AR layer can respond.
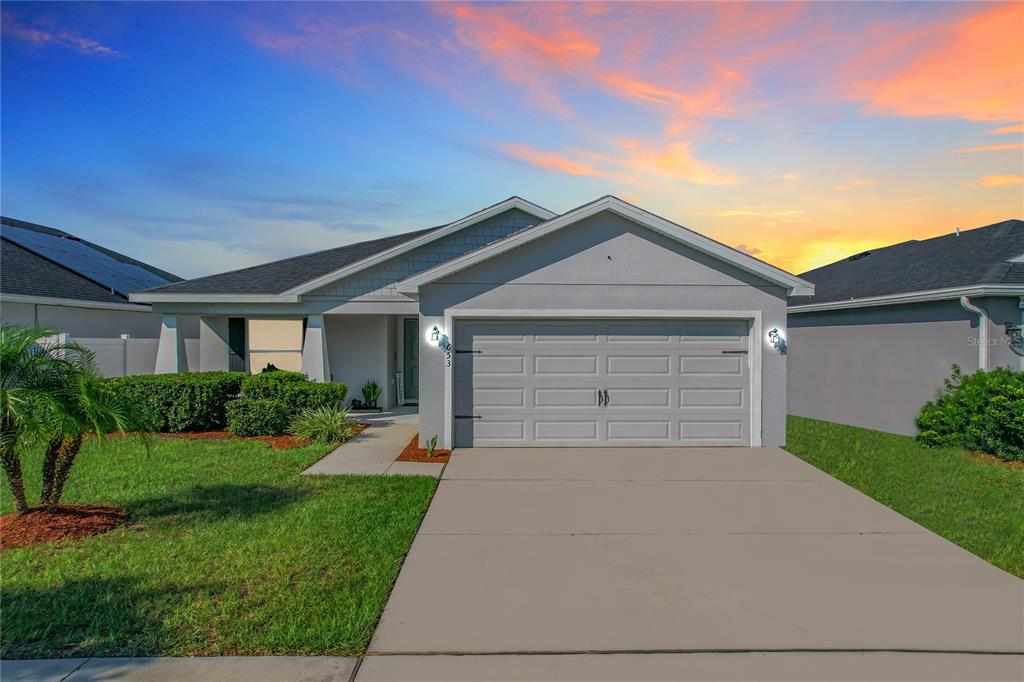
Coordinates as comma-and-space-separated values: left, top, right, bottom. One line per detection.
968, 451, 1024, 470
156, 431, 314, 450
1, 505, 129, 550
396, 434, 451, 463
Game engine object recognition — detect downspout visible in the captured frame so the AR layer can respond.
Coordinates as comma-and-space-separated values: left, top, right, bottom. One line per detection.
959, 296, 989, 371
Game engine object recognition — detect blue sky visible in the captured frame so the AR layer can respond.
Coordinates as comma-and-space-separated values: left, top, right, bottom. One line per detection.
2, 2, 1022, 278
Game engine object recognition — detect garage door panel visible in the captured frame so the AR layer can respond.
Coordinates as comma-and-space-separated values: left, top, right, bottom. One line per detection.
535, 387, 600, 407
454, 319, 751, 447
606, 355, 671, 375
680, 420, 745, 441
534, 355, 598, 375
535, 420, 599, 441
680, 387, 745, 407
607, 420, 671, 440
605, 387, 671, 407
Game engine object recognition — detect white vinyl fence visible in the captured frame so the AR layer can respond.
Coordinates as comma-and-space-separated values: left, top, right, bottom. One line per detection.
75, 336, 159, 377
40, 333, 200, 377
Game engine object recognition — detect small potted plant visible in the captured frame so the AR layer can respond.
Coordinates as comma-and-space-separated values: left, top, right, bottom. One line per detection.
359, 380, 382, 411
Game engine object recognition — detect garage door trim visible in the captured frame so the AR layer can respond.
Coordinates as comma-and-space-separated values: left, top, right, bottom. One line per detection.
441, 308, 763, 449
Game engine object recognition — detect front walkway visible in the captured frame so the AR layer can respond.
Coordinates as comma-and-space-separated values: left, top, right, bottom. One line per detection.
302, 407, 443, 478
363, 446, 1024, 679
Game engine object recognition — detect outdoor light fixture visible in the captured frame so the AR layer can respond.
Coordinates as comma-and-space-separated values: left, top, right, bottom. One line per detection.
430, 325, 440, 343
768, 328, 787, 355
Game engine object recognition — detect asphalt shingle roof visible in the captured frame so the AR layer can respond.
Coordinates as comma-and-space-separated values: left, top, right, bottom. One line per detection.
794, 219, 1024, 305
0, 217, 180, 304
145, 225, 443, 295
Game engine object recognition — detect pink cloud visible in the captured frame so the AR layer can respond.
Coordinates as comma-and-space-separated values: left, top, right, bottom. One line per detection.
967, 174, 1024, 188
2, 13, 121, 57
953, 143, 1024, 154
990, 123, 1024, 135
834, 180, 878, 192
854, 4, 1023, 122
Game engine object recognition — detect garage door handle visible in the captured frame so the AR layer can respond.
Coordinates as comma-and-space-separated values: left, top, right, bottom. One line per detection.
603, 389, 610, 405
721, 350, 748, 354
597, 389, 604, 406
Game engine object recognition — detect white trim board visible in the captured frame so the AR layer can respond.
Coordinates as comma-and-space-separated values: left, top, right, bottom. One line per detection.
788, 284, 1024, 313
0, 293, 153, 312
440, 308, 764, 451
398, 196, 814, 298
131, 196, 556, 305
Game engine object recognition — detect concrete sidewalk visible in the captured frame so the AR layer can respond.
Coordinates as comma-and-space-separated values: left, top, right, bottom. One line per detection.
302, 408, 442, 477
1, 656, 356, 681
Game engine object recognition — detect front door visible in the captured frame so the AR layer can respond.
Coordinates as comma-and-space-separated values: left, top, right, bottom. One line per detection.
403, 319, 419, 404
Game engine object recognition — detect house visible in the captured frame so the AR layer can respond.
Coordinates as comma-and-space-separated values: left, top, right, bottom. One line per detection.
788, 219, 1023, 436
133, 196, 814, 449
1, 216, 182, 375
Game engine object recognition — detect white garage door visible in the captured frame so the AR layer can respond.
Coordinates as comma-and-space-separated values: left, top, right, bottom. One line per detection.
453, 319, 752, 447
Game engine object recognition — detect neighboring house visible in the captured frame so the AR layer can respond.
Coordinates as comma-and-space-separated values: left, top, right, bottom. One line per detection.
133, 196, 813, 449
788, 219, 1024, 436
0, 216, 183, 375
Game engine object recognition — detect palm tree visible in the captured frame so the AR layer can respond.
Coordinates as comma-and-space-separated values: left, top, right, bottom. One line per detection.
1, 326, 136, 514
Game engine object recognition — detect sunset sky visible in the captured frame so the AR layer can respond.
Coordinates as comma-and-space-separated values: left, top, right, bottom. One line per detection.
2, 1, 1022, 278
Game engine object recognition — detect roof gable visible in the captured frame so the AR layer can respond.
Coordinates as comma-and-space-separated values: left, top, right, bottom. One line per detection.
133, 196, 555, 303
397, 196, 813, 297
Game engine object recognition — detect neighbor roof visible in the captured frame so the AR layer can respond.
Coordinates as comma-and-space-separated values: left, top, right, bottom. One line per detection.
792, 219, 1024, 308
0, 217, 180, 305
133, 196, 556, 302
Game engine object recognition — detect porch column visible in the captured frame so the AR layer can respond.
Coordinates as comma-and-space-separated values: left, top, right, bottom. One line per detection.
301, 314, 331, 383
199, 316, 230, 372
154, 314, 187, 374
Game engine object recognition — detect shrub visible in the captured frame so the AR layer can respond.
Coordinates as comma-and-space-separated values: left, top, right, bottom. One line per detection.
106, 372, 246, 432
226, 398, 291, 436
287, 406, 355, 443
917, 366, 1024, 462
240, 371, 348, 410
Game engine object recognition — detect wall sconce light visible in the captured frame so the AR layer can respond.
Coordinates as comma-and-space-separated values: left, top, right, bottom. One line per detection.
430, 325, 440, 343
1007, 324, 1022, 357
768, 328, 788, 355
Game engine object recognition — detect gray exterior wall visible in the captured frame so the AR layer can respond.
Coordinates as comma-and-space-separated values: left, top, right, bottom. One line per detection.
417, 211, 790, 448
307, 209, 539, 300
325, 314, 398, 408
1, 300, 165, 338
787, 296, 1021, 436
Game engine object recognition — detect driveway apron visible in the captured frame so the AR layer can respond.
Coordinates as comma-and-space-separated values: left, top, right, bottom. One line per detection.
366, 447, 1024, 675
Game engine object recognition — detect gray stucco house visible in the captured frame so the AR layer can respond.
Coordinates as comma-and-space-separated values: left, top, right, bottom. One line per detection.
788, 219, 1023, 436
133, 196, 813, 449
1, 216, 180, 337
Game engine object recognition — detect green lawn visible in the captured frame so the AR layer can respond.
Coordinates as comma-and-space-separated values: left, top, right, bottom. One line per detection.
786, 415, 1024, 578
1, 436, 437, 659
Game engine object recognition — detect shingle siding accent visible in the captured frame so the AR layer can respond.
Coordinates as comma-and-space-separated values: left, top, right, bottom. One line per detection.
308, 208, 539, 299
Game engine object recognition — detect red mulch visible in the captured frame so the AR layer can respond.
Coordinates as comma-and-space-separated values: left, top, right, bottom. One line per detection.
396, 433, 451, 463
1, 505, 129, 549
157, 431, 313, 450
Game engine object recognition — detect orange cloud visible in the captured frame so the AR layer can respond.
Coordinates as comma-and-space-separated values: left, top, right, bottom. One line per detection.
990, 123, 1024, 135
968, 174, 1024, 187
859, 4, 1024, 121
499, 139, 735, 187
954, 143, 1024, 153
500, 143, 605, 177
630, 141, 736, 185
834, 180, 878, 192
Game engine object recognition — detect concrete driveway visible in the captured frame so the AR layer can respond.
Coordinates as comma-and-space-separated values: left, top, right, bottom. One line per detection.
362, 447, 1024, 680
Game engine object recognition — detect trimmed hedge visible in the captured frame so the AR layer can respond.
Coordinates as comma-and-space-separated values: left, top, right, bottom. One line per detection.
106, 372, 246, 432
917, 366, 1024, 462
240, 371, 348, 411
224, 371, 349, 436
226, 398, 291, 437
